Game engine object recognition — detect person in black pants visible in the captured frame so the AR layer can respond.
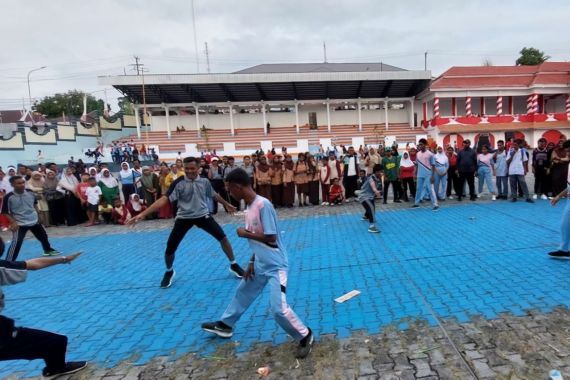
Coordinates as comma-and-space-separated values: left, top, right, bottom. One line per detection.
456, 140, 477, 201
1, 176, 60, 261
532, 138, 550, 199
0, 250, 86, 378
343, 146, 359, 201
445, 146, 462, 199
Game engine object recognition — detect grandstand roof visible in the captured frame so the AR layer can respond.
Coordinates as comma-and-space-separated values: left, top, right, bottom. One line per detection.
100, 68, 431, 105
233, 62, 405, 74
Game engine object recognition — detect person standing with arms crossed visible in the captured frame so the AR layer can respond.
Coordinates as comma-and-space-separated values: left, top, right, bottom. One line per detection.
128, 157, 245, 288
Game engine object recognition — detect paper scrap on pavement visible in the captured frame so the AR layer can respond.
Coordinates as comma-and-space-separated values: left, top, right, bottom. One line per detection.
335, 290, 361, 303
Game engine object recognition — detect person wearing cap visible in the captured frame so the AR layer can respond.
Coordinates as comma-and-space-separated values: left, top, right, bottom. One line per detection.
456, 139, 478, 201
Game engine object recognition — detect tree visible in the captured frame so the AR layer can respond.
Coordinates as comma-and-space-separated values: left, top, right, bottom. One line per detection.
481, 58, 493, 66
516, 47, 550, 66
35, 90, 104, 118
117, 97, 135, 115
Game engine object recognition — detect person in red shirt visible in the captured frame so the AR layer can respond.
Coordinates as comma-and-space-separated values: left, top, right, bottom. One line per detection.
445, 146, 461, 199
399, 151, 415, 202
328, 178, 344, 205
111, 198, 131, 225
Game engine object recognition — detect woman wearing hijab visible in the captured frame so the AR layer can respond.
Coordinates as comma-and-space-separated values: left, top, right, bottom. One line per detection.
550, 138, 570, 196
282, 155, 295, 208
126, 193, 146, 217
98, 169, 120, 204
88, 167, 98, 180
43, 170, 66, 226
118, 162, 140, 201
294, 153, 310, 207
158, 166, 174, 219
140, 166, 160, 219
307, 155, 320, 205
399, 151, 416, 202
58, 167, 82, 226
254, 156, 272, 201
434, 146, 449, 201
26, 171, 50, 227
269, 156, 284, 208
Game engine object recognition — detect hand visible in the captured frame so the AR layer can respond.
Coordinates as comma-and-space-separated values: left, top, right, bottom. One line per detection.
65, 252, 82, 263
430, 176, 435, 184
551, 197, 560, 207
9, 221, 18, 232
236, 227, 249, 238
126, 215, 142, 225
225, 204, 237, 214
244, 262, 255, 281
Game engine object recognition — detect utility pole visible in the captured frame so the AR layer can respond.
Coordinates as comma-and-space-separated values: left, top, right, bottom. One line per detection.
323, 41, 328, 63
424, 51, 428, 71
191, 0, 200, 73
204, 42, 211, 73
130, 56, 143, 76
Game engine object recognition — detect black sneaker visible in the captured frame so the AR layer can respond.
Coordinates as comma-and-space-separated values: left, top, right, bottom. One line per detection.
394, 199, 402, 203
201, 321, 233, 338
526, 198, 535, 203
229, 263, 245, 278
160, 270, 175, 288
548, 250, 570, 258
411, 204, 420, 208
43, 249, 60, 257
361, 216, 368, 221
296, 328, 314, 359
511, 198, 517, 202
42, 361, 87, 379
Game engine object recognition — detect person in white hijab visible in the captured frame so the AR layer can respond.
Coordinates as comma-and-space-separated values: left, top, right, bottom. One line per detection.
434, 146, 450, 201
58, 167, 83, 226
118, 162, 140, 201
399, 151, 416, 202
97, 168, 120, 204
126, 193, 146, 217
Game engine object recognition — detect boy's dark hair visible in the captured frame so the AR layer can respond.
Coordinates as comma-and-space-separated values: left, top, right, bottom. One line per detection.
418, 138, 427, 145
228, 156, 235, 161
88, 176, 96, 181
538, 138, 547, 143
497, 140, 504, 144
373, 164, 383, 173
225, 168, 250, 186
514, 138, 523, 145
9, 175, 23, 185
563, 139, 570, 149
359, 169, 366, 174
183, 156, 198, 165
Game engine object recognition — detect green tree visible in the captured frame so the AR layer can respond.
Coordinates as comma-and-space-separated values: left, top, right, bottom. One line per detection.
35, 90, 104, 118
117, 96, 135, 115
516, 47, 550, 66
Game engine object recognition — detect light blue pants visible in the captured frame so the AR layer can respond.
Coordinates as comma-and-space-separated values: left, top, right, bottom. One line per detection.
415, 177, 438, 206
221, 268, 309, 341
561, 199, 570, 252
434, 174, 448, 200
478, 166, 495, 194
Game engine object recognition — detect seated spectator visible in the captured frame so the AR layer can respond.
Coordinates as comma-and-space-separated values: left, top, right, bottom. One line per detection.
328, 178, 344, 205
98, 199, 113, 224
126, 194, 146, 217
111, 198, 131, 225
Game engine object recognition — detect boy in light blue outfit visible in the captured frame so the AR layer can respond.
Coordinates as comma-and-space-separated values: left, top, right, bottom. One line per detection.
548, 139, 570, 258
493, 140, 509, 199
202, 168, 314, 359
413, 139, 439, 210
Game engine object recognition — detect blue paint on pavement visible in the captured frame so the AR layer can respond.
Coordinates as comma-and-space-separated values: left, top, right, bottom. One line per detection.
1, 200, 568, 377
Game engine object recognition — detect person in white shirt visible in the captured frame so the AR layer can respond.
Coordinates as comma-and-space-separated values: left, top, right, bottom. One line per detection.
85, 177, 102, 226
506, 139, 533, 203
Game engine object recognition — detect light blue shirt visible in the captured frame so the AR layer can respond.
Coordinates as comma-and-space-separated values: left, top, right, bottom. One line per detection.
494, 150, 508, 176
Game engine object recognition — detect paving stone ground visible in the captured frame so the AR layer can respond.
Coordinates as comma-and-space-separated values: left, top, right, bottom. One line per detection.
1, 194, 569, 379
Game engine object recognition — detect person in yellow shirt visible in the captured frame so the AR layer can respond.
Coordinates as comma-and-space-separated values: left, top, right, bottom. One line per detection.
165, 164, 184, 189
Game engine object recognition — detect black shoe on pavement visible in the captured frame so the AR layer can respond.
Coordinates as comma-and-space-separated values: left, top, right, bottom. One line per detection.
457, 197, 462, 202
394, 199, 402, 203
296, 328, 314, 359
160, 270, 176, 288
411, 204, 420, 208
526, 198, 535, 203
548, 250, 570, 258
229, 263, 245, 278
42, 361, 87, 379
201, 321, 233, 338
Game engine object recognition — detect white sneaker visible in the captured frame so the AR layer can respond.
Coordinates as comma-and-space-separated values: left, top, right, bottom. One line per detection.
492, 195, 496, 201
541, 194, 548, 200
477, 194, 481, 198
532, 194, 538, 200
448, 195, 454, 200
344, 199, 350, 203
321, 202, 326, 206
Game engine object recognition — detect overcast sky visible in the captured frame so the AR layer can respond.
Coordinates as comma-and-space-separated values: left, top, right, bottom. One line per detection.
1, 0, 570, 111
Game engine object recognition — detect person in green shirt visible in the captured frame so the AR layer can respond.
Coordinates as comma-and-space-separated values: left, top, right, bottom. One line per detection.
381, 148, 402, 204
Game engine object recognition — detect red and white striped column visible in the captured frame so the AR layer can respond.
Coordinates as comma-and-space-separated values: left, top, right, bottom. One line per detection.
566, 94, 570, 120
526, 94, 534, 114
496, 96, 503, 116
465, 96, 472, 116
531, 93, 538, 114
433, 97, 440, 118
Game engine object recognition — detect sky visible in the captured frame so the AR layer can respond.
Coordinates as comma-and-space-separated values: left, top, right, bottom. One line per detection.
1, 0, 570, 111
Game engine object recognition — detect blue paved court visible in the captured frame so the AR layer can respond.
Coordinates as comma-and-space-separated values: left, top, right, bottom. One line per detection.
2, 201, 569, 377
